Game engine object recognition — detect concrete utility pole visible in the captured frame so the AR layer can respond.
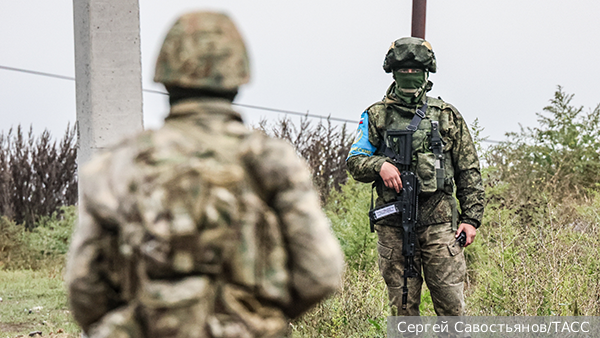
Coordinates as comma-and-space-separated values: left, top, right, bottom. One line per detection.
73, 0, 144, 166
411, 0, 427, 39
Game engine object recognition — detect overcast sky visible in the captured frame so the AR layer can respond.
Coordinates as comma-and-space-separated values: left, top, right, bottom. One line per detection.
1, 0, 599, 145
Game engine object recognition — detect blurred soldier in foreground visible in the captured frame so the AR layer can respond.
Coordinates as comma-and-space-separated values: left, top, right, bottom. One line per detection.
346, 37, 484, 316
66, 11, 343, 338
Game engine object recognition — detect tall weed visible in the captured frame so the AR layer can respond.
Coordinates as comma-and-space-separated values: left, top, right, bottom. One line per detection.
469, 87, 600, 315
485, 87, 600, 212
293, 178, 389, 337
0, 125, 77, 229
325, 177, 377, 270
257, 117, 353, 203
467, 195, 600, 315
0, 206, 76, 271
292, 266, 388, 338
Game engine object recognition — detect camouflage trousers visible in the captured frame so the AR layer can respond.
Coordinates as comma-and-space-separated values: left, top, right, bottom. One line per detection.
375, 222, 466, 316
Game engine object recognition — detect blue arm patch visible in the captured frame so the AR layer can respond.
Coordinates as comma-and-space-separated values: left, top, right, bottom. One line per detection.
347, 111, 377, 159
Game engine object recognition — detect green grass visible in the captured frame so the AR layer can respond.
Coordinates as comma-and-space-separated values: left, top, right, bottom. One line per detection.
465, 192, 600, 316
0, 206, 80, 337
3, 177, 600, 337
0, 268, 79, 337
292, 266, 388, 338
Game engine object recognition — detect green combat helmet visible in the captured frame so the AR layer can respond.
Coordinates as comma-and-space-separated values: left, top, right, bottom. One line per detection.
383, 37, 437, 73
154, 11, 250, 91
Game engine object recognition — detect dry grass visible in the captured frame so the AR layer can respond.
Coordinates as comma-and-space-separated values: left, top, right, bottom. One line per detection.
467, 88, 600, 315
256, 116, 352, 203
292, 266, 388, 338
466, 193, 600, 316
3, 90, 600, 337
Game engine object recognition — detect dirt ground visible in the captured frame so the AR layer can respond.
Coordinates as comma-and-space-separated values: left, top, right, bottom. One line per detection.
0, 323, 76, 338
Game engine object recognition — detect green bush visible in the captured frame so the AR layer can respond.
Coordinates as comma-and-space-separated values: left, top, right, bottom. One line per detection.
466, 87, 600, 315
0, 206, 76, 271
467, 194, 600, 316
0, 216, 36, 270
485, 86, 600, 209
325, 176, 378, 271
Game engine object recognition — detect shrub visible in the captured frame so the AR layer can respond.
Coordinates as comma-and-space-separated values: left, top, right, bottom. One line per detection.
467, 87, 600, 315
0, 206, 76, 271
257, 117, 353, 203
0, 216, 35, 270
484, 87, 600, 210
325, 176, 378, 271
0, 125, 77, 229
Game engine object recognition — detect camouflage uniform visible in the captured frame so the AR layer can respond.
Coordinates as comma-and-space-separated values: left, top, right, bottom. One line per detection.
346, 38, 484, 316
65, 12, 343, 338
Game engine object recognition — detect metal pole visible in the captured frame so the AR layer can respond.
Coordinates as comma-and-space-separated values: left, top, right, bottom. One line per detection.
411, 0, 427, 39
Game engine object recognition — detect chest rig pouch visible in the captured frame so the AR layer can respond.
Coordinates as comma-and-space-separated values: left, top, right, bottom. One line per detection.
419, 120, 445, 194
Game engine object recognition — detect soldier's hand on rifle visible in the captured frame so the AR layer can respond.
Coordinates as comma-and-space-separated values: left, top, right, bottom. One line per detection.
380, 162, 403, 193
455, 223, 477, 247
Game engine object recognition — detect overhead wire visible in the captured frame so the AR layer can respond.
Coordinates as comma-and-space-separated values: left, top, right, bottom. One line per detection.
1, 65, 358, 123
1, 64, 503, 143
0, 65, 75, 81
143, 87, 357, 123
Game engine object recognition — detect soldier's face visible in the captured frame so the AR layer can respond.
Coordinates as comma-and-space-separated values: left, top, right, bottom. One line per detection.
396, 68, 423, 74
392, 68, 427, 93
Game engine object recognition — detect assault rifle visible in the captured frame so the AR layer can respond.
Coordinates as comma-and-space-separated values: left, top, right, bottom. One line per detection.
368, 129, 419, 310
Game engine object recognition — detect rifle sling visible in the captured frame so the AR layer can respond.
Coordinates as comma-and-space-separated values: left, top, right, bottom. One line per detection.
406, 102, 428, 132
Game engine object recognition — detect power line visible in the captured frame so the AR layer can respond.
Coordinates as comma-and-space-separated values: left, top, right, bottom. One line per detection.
1, 65, 357, 123
233, 103, 357, 123
0, 65, 75, 81
143, 87, 358, 123
1, 64, 504, 143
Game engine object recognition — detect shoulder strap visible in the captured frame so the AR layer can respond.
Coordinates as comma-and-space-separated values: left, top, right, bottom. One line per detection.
430, 121, 446, 191
406, 101, 428, 132
377, 99, 429, 162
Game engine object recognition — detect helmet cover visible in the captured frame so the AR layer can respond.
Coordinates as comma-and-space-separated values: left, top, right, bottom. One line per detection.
154, 11, 250, 91
383, 37, 436, 73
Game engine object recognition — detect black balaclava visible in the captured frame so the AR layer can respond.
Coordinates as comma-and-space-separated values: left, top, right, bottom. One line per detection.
166, 86, 238, 106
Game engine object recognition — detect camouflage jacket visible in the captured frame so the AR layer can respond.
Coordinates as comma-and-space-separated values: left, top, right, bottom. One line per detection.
346, 84, 484, 228
66, 98, 344, 337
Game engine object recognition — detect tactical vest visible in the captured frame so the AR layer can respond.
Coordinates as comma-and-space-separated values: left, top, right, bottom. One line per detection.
370, 96, 456, 197
368, 96, 459, 230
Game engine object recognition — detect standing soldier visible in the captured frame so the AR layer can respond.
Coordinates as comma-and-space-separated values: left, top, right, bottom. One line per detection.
346, 37, 484, 316
66, 11, 344, 338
